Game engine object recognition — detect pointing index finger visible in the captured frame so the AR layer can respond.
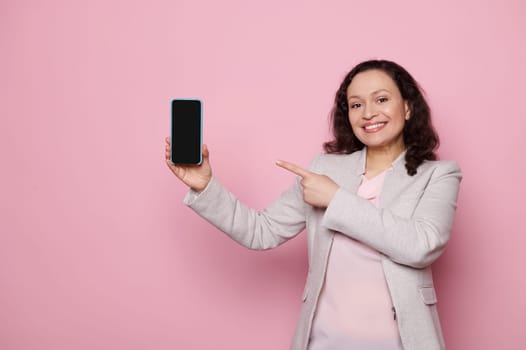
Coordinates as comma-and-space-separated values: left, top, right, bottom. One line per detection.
276, 160, 312, 178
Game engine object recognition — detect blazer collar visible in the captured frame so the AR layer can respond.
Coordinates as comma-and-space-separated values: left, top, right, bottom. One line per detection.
355, 147, 408, 176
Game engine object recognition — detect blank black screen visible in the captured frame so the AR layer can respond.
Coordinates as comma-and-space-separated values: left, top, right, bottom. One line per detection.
171, 99, 202, 164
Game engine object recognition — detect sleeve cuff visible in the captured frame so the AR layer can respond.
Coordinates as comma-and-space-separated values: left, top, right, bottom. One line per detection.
183, 177, 215, 205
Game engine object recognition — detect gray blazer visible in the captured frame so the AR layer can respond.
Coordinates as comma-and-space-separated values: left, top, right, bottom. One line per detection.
184, 148, 462, 350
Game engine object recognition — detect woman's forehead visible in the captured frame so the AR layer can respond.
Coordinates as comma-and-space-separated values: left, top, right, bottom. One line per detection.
347, 70, 399, 97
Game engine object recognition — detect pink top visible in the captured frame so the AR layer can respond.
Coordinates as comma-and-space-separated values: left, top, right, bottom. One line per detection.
308, 170, 403, 350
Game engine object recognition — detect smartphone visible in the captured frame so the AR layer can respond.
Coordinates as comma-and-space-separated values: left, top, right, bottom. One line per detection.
171, 99, 202, 165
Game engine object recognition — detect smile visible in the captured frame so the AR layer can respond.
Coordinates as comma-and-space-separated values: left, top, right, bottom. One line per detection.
363, 122, 386, 132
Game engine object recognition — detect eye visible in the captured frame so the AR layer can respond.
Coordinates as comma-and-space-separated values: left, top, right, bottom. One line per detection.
349, 102, 361, 109
377, 97, 389, 103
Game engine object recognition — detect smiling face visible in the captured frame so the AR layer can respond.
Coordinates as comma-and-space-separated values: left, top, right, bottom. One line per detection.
346, 69, 410, 153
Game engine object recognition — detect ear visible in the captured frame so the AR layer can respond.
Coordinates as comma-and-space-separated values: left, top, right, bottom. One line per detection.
404, 101, 411, 120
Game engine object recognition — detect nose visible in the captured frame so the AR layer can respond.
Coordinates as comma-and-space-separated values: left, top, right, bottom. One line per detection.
363, 103, 378, 120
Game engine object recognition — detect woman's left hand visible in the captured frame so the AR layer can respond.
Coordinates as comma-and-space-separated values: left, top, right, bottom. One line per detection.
276, 160, 340, 208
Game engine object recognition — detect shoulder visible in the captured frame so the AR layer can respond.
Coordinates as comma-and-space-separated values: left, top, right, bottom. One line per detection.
416, 159, 462, 182
384, 159, 462, 205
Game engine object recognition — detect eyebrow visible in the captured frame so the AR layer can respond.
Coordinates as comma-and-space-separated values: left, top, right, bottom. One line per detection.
347, 89, 391, 100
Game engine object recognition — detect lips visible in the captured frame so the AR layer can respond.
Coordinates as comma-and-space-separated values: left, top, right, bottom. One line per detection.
363, 122, 386, 133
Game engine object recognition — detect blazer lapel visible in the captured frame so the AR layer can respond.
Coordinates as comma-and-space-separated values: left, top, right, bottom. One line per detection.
379, 150, 411, 208
336, 149, 366, 195
337, 147, 411, 208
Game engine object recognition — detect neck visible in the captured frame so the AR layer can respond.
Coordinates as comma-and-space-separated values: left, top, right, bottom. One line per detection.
365, 144, 405, 176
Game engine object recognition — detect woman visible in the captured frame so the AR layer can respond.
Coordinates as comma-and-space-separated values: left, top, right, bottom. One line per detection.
165, 59, 462, 350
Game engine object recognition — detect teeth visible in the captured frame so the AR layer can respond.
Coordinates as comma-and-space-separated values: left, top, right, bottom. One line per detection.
365, 123, 385, 130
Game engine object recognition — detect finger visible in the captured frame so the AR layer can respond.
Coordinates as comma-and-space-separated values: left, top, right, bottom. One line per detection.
165, 158, 176, 170
202, 144, 209, 158
275, 160, 312, 178
165, 157, 181, 172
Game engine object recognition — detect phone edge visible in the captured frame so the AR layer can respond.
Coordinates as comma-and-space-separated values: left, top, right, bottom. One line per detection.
170, 98, 203, 165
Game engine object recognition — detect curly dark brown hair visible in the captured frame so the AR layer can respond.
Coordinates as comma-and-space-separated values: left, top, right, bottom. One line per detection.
323, 59, 439, 176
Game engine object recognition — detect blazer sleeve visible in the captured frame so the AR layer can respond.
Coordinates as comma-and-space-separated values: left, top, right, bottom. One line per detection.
322, 161, 462, 268
183, 175, 307, 250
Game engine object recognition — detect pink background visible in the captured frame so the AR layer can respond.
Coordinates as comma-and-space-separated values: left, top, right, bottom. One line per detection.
1, 0, 525, 349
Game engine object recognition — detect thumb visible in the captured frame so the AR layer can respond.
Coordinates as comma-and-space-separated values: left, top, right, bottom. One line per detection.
202, 144, 210, 159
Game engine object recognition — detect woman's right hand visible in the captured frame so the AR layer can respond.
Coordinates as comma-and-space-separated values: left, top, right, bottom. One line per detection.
165, 137, 212, 193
